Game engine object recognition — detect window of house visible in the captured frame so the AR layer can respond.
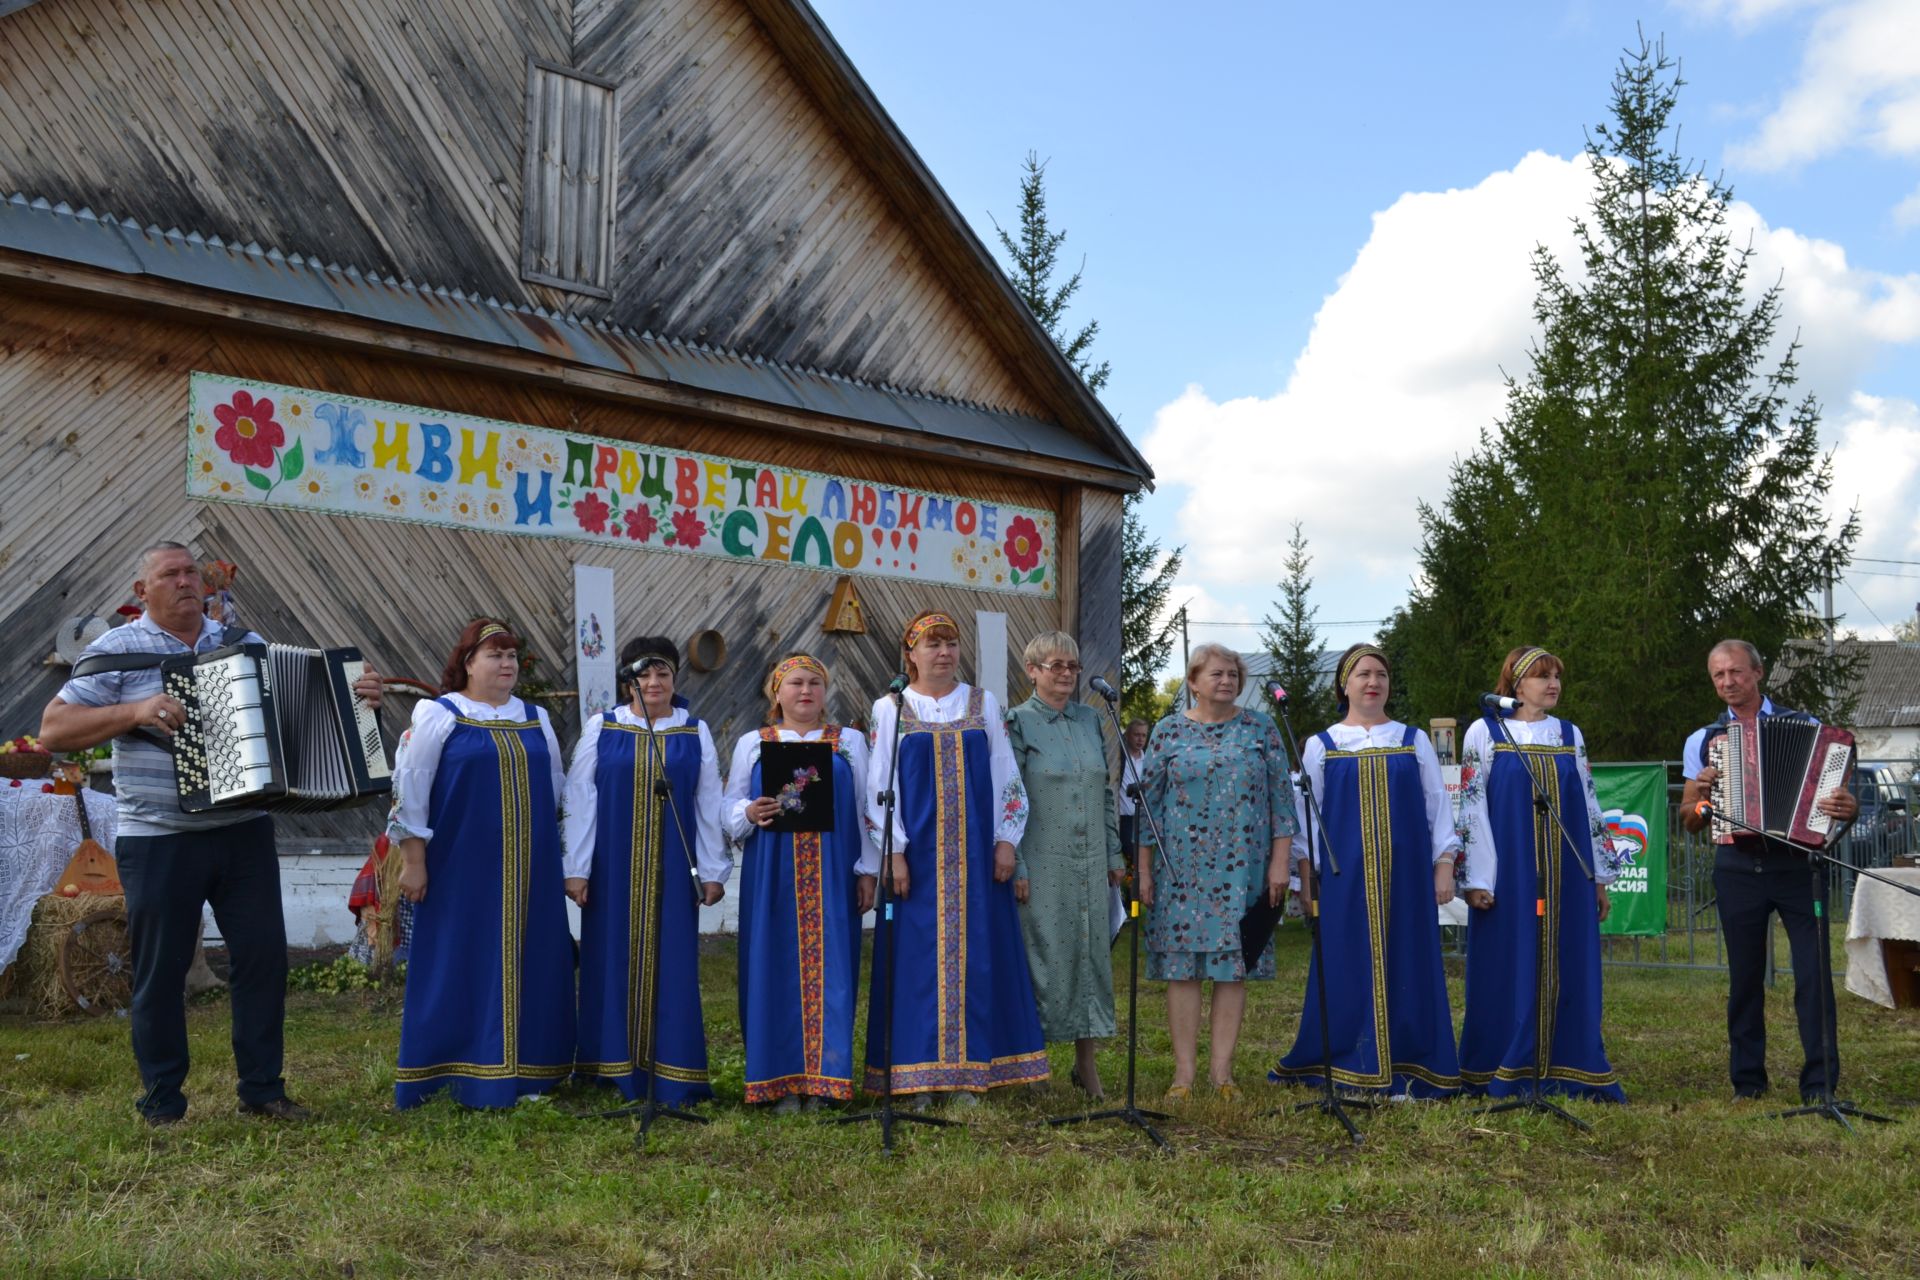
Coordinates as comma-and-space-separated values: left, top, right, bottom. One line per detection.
520, 59, 619, 298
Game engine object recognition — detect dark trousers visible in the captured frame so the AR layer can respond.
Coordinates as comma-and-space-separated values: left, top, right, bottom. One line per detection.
1714, 863, 1836, 1100
116, 815, 287, 1118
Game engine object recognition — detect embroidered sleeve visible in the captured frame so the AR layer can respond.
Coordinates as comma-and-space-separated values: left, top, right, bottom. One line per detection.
985, 691, 1029, 847
1574, 732, 1623, 883
1456, 721, 1498, 893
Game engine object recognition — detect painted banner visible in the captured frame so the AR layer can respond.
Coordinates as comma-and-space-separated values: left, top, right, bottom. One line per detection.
1593, 763, 1668, 937
573, 564, 617, 723
186, 373, 1056, 596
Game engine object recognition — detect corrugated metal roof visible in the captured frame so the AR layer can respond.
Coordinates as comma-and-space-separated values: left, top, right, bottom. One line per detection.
1776, 638, 1920, 728
0, 192, 1134, 476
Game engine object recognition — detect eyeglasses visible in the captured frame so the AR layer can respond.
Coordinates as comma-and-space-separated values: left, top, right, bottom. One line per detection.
1036, 661, 1083, 675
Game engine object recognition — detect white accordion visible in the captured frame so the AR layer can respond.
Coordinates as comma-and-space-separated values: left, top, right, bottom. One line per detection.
160, 643, 392, 813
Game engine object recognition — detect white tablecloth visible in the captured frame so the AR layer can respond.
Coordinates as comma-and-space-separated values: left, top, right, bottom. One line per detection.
0, 785, 117, 970
1843, 866, 1920, 1009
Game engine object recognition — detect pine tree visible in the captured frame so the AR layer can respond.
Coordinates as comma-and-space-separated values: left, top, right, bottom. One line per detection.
994, 150, 1181, 722
1393, 34, 1861, 754
1121, 491, 1183, 725
1261, 522, 1335, 731
994, 152, 1110, 391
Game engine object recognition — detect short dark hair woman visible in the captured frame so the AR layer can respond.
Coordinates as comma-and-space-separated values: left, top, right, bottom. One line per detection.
564, 634, 730, 1107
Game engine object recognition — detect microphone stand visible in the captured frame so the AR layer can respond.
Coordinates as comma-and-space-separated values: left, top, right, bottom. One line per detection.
1048, 683, 1174, 1151
1474, 704, 1598, 1134
1699, 801, 1904, 1133
1263, 692, 1372, 1146
589, 708, 710, 1149
836, 684, 953, 1153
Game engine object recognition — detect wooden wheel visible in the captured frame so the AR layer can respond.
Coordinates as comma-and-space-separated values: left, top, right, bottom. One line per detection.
59, 908, 132, 1016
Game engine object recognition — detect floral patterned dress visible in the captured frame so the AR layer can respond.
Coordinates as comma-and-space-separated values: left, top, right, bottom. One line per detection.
1140, 709, 1299, 983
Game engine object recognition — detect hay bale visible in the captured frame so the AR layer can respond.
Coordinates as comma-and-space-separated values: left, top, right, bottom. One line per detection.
17, 892, 128, 1017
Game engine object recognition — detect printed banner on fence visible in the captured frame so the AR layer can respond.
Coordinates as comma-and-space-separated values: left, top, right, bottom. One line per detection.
1593, 763, 1667, 937
185, 373, 1057, 597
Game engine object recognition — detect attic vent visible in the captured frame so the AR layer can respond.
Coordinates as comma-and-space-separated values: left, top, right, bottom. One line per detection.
520, 59, 619, 298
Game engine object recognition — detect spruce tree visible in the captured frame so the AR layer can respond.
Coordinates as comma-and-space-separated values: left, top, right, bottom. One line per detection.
1261, 523, 1335, 730
1394, 35, 1860, 755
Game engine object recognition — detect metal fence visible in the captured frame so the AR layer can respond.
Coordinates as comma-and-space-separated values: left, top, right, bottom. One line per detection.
1444, 760, 1916, 978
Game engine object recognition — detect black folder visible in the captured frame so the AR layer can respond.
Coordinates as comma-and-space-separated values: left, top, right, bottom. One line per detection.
759, 740, 836, 833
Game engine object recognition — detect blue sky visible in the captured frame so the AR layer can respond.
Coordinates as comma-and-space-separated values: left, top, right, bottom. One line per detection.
813, 0, 1920, 653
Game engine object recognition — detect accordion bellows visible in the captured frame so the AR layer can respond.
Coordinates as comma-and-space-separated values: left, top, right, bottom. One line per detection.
161, 643, 393, 813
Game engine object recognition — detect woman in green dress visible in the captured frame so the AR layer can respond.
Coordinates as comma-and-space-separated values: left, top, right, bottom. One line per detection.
1006, 631, 1126, 1098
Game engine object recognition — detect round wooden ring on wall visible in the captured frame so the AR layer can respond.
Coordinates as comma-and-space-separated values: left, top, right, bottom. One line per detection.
686, 629, 727, 673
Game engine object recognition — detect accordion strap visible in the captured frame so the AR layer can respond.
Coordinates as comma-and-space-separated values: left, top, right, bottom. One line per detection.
69, 625, 251, 679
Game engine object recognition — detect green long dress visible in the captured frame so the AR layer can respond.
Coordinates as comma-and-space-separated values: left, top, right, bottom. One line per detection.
1005, 695, 1125, 1041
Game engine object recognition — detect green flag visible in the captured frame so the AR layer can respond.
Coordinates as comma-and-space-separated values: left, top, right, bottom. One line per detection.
1593, 763, 1668, 937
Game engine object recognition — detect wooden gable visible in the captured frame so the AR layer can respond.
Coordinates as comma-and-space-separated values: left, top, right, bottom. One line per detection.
0, 0, 1118, 435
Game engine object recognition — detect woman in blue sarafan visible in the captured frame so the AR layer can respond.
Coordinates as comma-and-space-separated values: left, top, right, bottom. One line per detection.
723, 653, 878, 1112
391, 619, 576, 1109
564, 635, 729, 1107
1457, 645, 1626, 1103
863, 610, 1046, 1105
1271, 643, 1462, 1099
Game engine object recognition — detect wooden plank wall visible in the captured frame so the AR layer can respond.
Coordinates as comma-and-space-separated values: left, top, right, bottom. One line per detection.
0, 0, 1059, 420
1, 289, 1101, 842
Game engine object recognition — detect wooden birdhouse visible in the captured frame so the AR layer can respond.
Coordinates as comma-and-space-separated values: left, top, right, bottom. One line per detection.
824, 577, 866, 635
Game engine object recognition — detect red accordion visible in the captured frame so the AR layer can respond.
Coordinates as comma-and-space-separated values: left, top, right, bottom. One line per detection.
1705, 716, 1855, 850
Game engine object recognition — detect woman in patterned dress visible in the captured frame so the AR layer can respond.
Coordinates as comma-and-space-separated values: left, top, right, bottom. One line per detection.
724, 653, 878, 1112
564, 636, 729, 1107
1456, 646, 1625, 1102
390, 619, 575, 1109
1270, 643, 1462, 1099
1136, 642, 1298, 1102
864, 610, 1046, 1105
1005, 631, 1126, 1098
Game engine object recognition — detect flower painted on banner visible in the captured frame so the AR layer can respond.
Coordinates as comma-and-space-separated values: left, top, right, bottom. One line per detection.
670, 509, 706, 549
352, 474, 378, 504
1003, 516, 1043, 573
381, 484, 407, 513
295, 473, 329, 502
573, 492, 610, 534
483, 496, 508, 523
212, 390, 286, 469
419, 485, 446, 515
451, 494, 479, 523
624, 505, 658, 543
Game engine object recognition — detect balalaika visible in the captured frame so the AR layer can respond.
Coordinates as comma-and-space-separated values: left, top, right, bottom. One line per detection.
1704, 716, 1855, 850
159, 644, 392, 813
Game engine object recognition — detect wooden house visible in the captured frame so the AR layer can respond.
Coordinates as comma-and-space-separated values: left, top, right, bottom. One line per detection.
0, 0, 1150, 896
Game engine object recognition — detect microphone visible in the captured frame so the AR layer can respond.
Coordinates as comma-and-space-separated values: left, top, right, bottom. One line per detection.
1089, 675, 1120, 704
886, 673, 908, 698
1266, 683, 1288, 704
1480, 692, 1521, 716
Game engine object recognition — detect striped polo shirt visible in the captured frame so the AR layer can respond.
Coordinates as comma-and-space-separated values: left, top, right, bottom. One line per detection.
58, 612, 267, 837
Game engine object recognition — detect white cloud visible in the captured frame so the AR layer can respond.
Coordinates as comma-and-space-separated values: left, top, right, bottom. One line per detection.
1895, 183, 1920, 228
1672, 0, 1824, 24
1723, 0, 1920, 171
1143, 151, 1593, 598
1142, 150, 1920, 643
1828, 391, 1920, 637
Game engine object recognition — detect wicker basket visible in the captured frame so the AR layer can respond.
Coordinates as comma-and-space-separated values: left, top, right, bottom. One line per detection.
0, 752, 52, 780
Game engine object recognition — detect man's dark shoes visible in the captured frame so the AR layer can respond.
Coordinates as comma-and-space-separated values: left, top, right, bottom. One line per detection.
238, 1096, 312, 1121
144, 1111, 185, 1128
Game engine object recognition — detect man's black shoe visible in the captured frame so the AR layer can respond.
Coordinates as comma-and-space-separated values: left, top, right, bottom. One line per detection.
145, 1111, 185, 1127
238, 1097, 312, 1121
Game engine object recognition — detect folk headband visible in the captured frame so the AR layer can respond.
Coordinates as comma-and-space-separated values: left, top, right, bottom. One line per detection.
1337, 644, 1388, 690
473, 622, 509, 645
623, 652, 678, 678
766, 654, 828, 700
903, 612, 958, 650
1512, 647, 1553, 681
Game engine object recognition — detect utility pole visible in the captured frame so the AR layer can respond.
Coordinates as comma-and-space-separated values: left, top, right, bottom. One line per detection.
1179, 603, 1191, 712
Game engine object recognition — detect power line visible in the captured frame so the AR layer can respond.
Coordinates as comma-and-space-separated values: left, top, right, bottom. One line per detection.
1855, 556, 1920, 567
1847, 569, 1920, 581
1842, 579, 1893, 635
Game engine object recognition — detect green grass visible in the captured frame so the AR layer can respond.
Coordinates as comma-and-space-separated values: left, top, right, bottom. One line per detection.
4, 924, 1919, 1278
